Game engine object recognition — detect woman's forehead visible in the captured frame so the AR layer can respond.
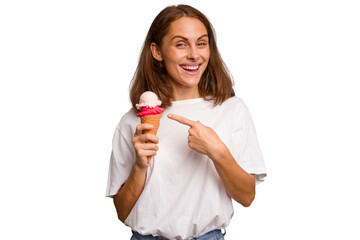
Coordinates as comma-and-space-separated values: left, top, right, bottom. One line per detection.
166, 17, 208, 39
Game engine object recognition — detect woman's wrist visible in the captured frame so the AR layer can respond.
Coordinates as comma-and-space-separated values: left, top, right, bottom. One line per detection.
208, 141, 229, 164
134, 160, 149, 172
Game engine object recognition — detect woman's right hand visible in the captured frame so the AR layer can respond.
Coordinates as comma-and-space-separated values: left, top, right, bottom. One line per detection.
132, 123, 159, 169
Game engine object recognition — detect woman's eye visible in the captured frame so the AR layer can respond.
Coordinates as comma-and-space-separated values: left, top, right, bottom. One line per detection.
198, 42, 207, 47
176, 42, 186, 47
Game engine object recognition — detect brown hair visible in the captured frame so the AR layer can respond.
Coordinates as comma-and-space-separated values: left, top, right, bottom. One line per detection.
129, 4, 235, 110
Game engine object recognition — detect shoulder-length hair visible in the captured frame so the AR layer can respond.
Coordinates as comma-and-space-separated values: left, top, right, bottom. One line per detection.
129, 4, 235, 110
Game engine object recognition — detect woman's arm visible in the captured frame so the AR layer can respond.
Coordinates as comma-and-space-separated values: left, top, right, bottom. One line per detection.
167, 114, 255, 207
113, 123, 159, 222
210, 143, 255, 207
113, 163, 147, 222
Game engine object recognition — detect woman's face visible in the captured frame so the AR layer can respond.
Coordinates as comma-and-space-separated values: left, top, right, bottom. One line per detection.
151, 17, 210, 99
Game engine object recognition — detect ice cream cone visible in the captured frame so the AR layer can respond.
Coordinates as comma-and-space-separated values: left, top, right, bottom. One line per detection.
141, 113, 162, 164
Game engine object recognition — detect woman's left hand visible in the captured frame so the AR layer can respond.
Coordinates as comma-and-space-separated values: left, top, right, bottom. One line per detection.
167, 114, 225, 159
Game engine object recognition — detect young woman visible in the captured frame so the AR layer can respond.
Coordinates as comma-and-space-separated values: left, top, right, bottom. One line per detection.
106, 5, 266, 240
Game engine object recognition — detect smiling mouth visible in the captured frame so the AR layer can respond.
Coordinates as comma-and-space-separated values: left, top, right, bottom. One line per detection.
180, 64, 201, 71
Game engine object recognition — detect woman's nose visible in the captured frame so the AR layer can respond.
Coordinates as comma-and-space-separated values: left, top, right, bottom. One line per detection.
187, 46, 199, 61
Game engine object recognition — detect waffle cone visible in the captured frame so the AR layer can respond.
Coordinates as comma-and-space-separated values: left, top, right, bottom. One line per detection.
140, 113, 162, 164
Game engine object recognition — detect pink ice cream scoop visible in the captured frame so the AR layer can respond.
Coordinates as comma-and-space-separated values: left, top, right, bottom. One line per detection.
136, 91, 164, 117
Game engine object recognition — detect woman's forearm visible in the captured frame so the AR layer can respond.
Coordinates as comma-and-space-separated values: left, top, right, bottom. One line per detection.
113, 163, 147, 222
211, 144, 256, 207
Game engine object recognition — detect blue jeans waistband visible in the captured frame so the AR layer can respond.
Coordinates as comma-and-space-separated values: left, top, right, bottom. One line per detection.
131, 229, 226, 240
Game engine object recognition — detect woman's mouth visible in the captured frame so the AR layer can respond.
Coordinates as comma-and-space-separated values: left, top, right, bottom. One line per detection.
180, 64, 201, 75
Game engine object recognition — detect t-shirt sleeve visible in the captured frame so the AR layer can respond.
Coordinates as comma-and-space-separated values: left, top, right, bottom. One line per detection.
232, 103, 267, 184
105, 121, 135, 197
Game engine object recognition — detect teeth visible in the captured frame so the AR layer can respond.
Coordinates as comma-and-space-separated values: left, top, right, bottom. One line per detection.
182, 65, 199, 70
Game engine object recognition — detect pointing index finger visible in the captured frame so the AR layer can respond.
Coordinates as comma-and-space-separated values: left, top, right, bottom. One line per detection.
167, 114, 195, 127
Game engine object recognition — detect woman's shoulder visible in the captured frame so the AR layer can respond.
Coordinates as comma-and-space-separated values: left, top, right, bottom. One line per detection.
116, 108, 138, 131
221, 96, 248, 112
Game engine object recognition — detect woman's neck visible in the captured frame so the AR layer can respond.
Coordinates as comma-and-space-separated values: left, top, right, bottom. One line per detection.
171, 86, 200, 101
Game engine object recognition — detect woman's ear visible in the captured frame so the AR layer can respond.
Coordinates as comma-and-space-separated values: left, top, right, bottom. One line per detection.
150, 43, 163, 61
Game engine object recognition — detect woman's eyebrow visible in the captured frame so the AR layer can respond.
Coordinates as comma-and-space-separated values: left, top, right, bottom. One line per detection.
171, 34, 209, 41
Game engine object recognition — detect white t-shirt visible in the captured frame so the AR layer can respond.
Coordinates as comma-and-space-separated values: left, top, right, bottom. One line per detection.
106, 96, 266, 240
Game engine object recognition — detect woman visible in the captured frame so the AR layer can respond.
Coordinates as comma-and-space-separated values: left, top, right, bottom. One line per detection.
106, 4, 266, 240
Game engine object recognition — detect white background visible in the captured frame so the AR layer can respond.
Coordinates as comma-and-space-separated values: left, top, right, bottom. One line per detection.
1, 0, 359, 239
